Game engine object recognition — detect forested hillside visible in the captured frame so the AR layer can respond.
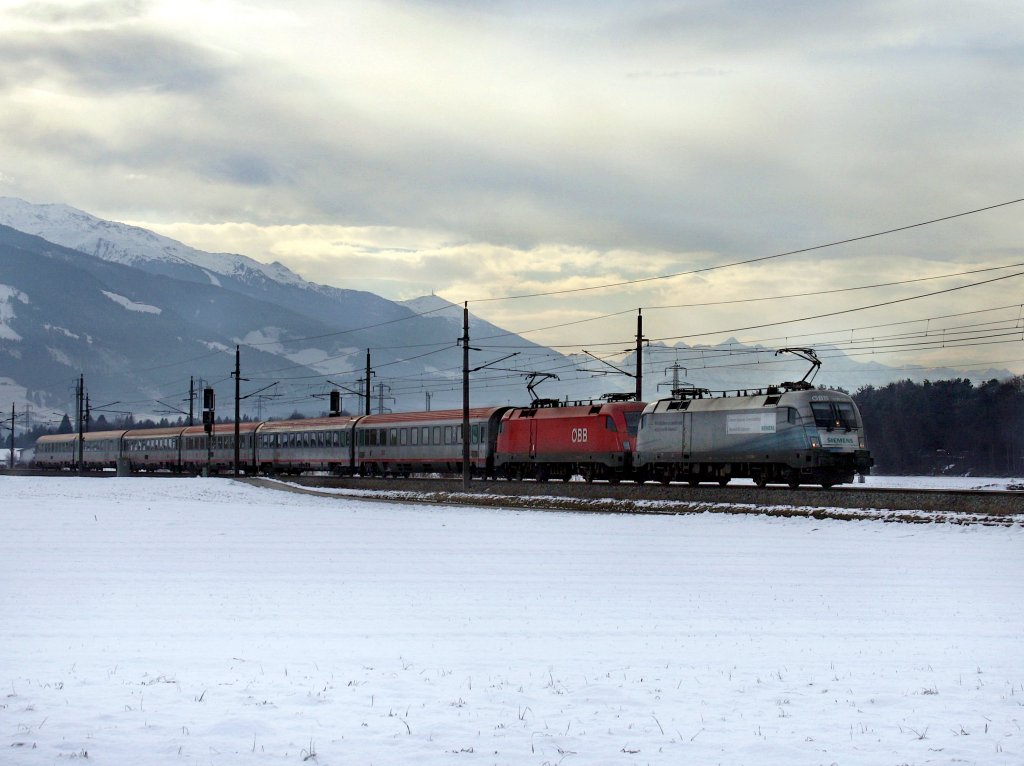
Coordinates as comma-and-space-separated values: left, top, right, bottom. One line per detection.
854, 378, 1024, 475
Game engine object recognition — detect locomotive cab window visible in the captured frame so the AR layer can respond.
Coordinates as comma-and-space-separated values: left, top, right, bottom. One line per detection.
811, 401, 858, 431
605, 416, 617, 432
624, 411, 641, 435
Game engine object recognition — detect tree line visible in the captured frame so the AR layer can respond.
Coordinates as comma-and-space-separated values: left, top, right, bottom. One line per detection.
853, 377, 1024, 476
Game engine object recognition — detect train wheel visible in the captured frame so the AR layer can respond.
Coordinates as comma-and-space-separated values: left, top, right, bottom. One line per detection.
754, 474, 768, 488
787, 473, 800, 489
718, 477, 730, 487
820, 480, 835, 489
608, 474, 620, 485
687, 478, 700, 487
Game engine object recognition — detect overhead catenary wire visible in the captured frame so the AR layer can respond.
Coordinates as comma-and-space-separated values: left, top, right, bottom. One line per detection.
469, 197, 1024, 303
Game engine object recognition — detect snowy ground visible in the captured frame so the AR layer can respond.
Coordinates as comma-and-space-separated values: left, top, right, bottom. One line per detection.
1, 477, 1021, 765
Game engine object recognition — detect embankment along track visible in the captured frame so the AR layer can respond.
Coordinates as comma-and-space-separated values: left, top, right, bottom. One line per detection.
238, 475, 1024, 525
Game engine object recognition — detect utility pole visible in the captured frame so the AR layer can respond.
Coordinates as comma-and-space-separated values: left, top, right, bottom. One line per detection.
375, 383, 393, 414
76, 374, 84, 474
188, 376, 195, 426
233, 345, 241, 476
8, 402, 13, 470
635, 309, 644, 402
663, 362, 685, 393
203, 386, 215, 476
462, 301, 471, 490
365, 350, 372, 416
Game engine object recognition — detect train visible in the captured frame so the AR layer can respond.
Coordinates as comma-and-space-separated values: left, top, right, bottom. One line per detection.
33, 384, 873, 488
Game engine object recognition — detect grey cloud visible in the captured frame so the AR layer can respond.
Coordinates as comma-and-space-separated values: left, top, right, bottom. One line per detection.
0, 28, 229, 94
10, 0, 148, 25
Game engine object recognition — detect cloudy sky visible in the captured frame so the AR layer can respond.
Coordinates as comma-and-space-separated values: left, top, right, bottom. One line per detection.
2, 0, 1023, 379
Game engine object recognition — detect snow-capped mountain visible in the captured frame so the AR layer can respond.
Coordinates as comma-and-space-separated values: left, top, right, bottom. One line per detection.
0, 200, 570, 424
0, 196, 305, 287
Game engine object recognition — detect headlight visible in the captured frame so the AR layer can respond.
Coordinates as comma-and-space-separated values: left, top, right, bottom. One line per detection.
810, 436, 820, 448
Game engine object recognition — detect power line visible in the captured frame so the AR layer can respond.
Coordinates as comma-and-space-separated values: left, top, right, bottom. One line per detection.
471, 197, 1024, 302
477, 270, 1024, 350
470, 262, 1024, 343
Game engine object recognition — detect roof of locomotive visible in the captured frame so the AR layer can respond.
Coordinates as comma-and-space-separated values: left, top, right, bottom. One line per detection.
644, 387, 854, 414
501, 400, 646, 420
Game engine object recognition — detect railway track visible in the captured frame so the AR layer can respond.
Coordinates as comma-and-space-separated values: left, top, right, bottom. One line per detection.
4, 469, 1020, 522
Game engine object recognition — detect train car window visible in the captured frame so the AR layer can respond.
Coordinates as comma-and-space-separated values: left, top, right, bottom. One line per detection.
471, 425, 479, 444
433, 426, 441, 445
389, 428, 398, 446
444, 426, 452, 445
410, 428, 418, 446
605, 416, 617, 432
400, 429, 408, 446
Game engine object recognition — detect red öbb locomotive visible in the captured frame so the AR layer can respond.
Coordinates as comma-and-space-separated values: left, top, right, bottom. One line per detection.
495, 398, 645, 483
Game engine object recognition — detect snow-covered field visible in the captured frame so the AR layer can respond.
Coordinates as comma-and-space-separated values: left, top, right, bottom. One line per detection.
1, 477, 1021, 765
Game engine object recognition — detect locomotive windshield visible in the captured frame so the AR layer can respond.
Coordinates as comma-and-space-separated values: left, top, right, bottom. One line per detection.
623, 411, 641, 435
811, 401, 859, 431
